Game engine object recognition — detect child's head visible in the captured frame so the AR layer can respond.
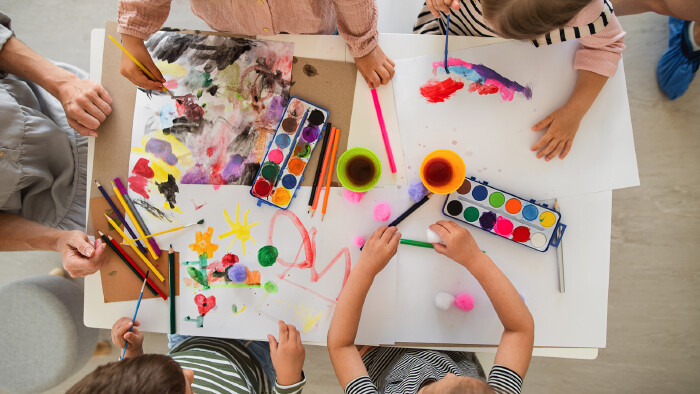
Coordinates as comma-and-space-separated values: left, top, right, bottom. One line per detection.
482, 0, 592, 40
66, 354, 194, 394
418, 373, 493, 394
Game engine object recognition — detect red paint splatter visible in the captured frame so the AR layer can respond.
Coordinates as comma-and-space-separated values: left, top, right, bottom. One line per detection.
206, 147, 215, 157
175, 98, 185, 116
420, 77, 465, 103
163, 80, 178, 90
191, 198, 206, 210
128, 175, 149, 199
468, 82, 499, 96
512, 226, 531, 243
132, 158, 154, 178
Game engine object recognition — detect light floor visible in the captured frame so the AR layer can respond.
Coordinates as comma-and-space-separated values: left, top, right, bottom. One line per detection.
1, 1, 698, 393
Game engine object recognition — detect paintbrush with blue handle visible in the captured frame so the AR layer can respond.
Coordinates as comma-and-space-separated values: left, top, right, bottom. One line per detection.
121, 271, 150, 360
444, 12, 451, 74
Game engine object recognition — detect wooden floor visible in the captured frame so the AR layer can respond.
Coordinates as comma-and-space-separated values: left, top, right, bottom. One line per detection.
1, 3, 698, 393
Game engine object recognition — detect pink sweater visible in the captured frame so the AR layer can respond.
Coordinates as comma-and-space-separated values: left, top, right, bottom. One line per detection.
117, 0, 378, 58
569, 1, 626, 78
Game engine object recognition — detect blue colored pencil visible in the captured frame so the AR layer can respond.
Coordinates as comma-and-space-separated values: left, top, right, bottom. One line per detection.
94, 180, 147, 254
121, 271, 149, 360
444, 13, 451, 74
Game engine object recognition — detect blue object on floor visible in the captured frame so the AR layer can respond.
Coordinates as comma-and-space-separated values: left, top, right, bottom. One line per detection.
657, 17, 700, 100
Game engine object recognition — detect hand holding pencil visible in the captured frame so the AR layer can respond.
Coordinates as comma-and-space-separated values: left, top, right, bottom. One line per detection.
112, 34, 171, 95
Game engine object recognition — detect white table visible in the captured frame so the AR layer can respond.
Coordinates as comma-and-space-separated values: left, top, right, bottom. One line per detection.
86, 28, 609, 359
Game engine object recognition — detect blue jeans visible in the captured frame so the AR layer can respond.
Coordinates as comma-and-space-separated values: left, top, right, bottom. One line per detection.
168, 334, 276, 387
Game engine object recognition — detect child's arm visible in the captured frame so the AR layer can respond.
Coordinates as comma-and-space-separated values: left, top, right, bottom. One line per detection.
327, 226, 400, 388
111, 317, 144, 359
430, 221, 534, 378
268, 320, 306, 388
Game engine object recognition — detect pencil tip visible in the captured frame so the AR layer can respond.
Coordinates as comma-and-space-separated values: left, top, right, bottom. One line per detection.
94, 180, 100, 186
97, 230, 104, 236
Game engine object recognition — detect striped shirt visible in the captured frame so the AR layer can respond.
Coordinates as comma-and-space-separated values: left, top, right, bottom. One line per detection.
344, 347, 522, 394
413, 0, 626, 78
169, 337, 304, 394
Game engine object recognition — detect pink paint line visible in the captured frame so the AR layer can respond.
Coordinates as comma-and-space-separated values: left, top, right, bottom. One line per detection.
370, 88, 397, 173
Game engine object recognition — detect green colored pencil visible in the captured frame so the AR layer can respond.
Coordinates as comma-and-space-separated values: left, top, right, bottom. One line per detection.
169, 245, 176, 334
400, 239, 435, 249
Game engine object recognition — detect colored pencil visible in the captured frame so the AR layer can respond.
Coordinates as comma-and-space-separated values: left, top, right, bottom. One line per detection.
388, 193, 433, 228
112, 181, 158, 260
400, 239, 435, 249
307, 122, 332, 213
104, 213, 165, 281
321, 128, 341, 221
121, 219, 205, 244
121, 271, 149, 360
444, 13, 451, 74
108, 35, 175, 98
370, 88, 397, 173
113, 178, 161, 257
105, 232, 166, 300
98, 230, 161, 298
311, 127, 337, 216
554, 200, 565, 293
95, 180, 147, 255
169, 245, 176, 335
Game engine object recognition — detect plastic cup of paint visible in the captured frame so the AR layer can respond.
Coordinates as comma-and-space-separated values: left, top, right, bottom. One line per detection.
336, 147, 382, 193
419, 149, 466, 195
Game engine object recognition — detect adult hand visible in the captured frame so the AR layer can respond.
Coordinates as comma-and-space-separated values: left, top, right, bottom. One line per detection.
426, 0, 461, 17
268, 320, 306, 386
430, 221, 482, 267
354, 45, 395, 89
57, 231, 108, 277
56, 78, 113, 137
111, 317, 144, 358
119, 34, 165, 91
530, 105, 584, 161
357, 226, 400, 276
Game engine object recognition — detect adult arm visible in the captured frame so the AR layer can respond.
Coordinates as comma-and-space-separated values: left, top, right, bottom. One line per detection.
327, 226, 400, 389
0, 212, 108, 277
430, 221, 534, 378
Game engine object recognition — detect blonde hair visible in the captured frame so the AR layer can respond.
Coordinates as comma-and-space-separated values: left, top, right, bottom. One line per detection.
483, 0, 593, 40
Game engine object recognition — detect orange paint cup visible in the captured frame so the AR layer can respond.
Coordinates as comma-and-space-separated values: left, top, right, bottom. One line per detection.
419, 149, 466, 195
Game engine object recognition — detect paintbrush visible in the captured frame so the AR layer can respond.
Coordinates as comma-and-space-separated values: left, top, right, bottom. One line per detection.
121, 271, 149, 360
308, 122, 332, 213
108, 35, 175, 98
554, 200, 565, 293
443, 13, 451, 74
121, 219, 205, 244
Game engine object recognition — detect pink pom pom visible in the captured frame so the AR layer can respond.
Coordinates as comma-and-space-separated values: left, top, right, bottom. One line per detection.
353, 236, 365, 248
373, 203, 391, 222
454, 293, 475, 312
344, 189, 364, 204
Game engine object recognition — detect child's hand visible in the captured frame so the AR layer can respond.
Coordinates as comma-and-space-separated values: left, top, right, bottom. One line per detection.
268, 320, 305, 386
119, 34, 166, 91
354, 45, 395, 88
530, 105, 585, 161
429, 221, 482, 267
426, 0, 461, 17
111, 317, 144, 358
357, 226, 401, 276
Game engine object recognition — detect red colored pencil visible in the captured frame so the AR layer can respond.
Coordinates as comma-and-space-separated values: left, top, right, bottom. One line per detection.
311, 127, 337, 216
107, 233, 168, 300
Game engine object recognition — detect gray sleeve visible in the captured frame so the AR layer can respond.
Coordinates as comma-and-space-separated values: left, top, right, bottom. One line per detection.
0, 12, 16, 78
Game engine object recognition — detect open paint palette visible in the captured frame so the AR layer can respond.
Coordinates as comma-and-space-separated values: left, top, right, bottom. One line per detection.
250, 97, 329, 209
442, 177, 566, 252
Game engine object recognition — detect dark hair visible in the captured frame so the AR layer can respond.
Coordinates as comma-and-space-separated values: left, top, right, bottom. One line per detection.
66, 354, 186, 394
483, 0, 593, 40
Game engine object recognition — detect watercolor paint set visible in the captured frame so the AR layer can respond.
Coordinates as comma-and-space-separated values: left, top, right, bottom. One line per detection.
251, 97, 329, 209
442, 177, 566, 252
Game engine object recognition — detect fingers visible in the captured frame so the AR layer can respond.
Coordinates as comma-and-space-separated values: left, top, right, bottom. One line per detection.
530, 133, 553, 153
426, 0, 440, 17
429, 224, 451, 243
267, 334, 278, 354
287, 324, 299, 343
88, 239, 109, 270
132, 70, 165, 91
372, 225, 389, 241
66, 232, 95, 257
536, 139, 560, 160
67, 117, 97, 137
389, 230, 401, 250
544, 141, 564, 161
532, 115, 553, 132
70, 101, 101, 130
278, 320, 289, 343
380, 226, 398, 242
433, 242, 448, 255
364, 70, 381, 89
560, 140, 573, 159
96, 84, 114, 106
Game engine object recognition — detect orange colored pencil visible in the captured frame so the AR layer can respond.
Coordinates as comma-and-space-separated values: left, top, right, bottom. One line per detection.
321, 128, 341, 221
311, 127, 337, 216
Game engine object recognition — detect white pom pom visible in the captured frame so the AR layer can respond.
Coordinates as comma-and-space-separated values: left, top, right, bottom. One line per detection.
426, 228, 443, 244
434, 292, 455, 310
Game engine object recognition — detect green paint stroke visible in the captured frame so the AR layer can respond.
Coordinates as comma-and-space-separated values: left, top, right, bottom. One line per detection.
258, 246, 279, 267
184, 315, 204, 328
264, 281, 279, 294
231, 304, 238, 313
183, 70, 213, 90
108, 270, 118, 276
187, 266, 209, 289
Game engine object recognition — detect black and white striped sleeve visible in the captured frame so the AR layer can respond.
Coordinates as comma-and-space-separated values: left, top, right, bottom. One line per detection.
487, 365, 523, 394
344, 376, 379, 394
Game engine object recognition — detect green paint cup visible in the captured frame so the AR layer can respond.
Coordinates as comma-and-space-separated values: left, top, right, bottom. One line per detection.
336, 147, 382, 192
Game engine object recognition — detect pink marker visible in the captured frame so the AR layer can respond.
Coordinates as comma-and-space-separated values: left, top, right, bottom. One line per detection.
370, 88, 397, 173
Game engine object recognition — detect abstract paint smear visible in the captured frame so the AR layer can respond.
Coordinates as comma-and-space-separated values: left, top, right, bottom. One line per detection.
421, 57, 532, 103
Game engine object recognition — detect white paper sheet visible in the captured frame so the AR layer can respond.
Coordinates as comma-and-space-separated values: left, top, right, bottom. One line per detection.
393, 40, 639, 199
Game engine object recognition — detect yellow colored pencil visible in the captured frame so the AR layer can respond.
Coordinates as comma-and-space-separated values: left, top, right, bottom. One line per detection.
120, 219, 204, 244
104, 214, 165, 282
108, 35, 174, 98
321, 128, 341, 221
112, 182, 159, 260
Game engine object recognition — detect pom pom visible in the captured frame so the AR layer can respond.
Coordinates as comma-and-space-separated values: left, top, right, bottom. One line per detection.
373, 203, 391, 221
426, 228, 443, 244
344, 189, 364, 204
434, 292, 455, 310
228, 264, 248, 283
409, 182, 429, 203
454, 293, 475, 312
353, 236, 366, 248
